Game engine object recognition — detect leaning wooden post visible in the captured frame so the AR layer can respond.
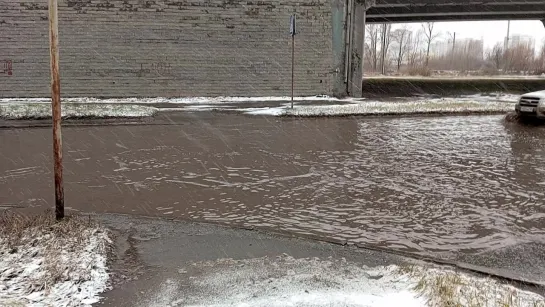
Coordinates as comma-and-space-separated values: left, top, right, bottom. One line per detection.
48, 0, 64, 220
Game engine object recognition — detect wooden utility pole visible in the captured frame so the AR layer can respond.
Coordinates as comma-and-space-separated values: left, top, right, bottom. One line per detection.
48, 0, 64, 220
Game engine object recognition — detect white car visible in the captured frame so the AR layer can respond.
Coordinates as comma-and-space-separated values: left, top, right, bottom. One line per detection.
516, 90, 545, 118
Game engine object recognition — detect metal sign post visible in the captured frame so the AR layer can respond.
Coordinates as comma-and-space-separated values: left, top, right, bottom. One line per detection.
290, 14, 296, 109
48, 0, 64, 220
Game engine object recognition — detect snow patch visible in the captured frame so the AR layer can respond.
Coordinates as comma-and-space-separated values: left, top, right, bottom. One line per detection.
0, 96, 344, 105
457, 93, 520, 103
243, 107, 286, 116
0, 95, 517, 118
284, 100, 514, 117
0, 227, 111, 306
242, 99, 515, 117
0, 103, 157, 119
142, 256, 545, 307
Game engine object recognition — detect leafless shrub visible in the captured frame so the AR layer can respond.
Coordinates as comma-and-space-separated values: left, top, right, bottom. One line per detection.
0, 210, 94, 248
407, 66, 432, 76
0, 211, 107, 296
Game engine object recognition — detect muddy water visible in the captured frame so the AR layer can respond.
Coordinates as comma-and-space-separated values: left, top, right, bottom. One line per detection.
2, 114, 545, 256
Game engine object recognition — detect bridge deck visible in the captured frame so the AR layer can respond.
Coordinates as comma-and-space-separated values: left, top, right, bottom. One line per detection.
366, 0, 545, 23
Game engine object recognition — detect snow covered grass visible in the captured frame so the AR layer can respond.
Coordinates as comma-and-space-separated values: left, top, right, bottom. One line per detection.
0, 95, 343, 105
244, 100, 516, 117
0, 212, 111, 306
284, 100, 515, 117
0, 103, 157, 120
401, 265, 545, 307
146, 255, 545, 307
0, 95, 517, 119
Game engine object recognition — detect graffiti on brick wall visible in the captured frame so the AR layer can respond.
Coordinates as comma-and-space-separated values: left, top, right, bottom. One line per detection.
89, 66, 150, 77
1, 60, 12, 76
150, 61, 172, 75
87, 60, 173, 77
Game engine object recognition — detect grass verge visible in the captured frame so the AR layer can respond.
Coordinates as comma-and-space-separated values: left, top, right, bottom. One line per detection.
281, 101, 514, 117
362, 78, 545, 97
0, 103, 157, 120
0, 211, 111, 306
398, 265, 545, 307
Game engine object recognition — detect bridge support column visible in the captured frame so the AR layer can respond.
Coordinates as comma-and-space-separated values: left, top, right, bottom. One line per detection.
332, 0, 374, 98
331, 0, 348, 97
347, 3, 365, 98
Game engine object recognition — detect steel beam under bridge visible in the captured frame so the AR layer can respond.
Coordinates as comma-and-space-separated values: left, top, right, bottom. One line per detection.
366, 0, 545, 23
336, 0, 545, 98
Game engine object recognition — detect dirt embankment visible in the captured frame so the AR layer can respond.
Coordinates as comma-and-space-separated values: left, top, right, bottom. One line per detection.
362, 77, 545, 97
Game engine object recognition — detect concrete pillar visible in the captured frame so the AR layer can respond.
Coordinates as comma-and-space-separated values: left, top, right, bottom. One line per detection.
331, 0, 371, 98
348, 3, 365, 98
331, 0, 347, 98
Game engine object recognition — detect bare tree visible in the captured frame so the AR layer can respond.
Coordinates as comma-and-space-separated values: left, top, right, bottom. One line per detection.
407, 30, 423, 68
447, 31, 456, 69
486, 42, 504, 70
537, 40, 545, 73
503, 40, 535, 73
422, 22, 440, 67
380, 23, 392, 74
392, 27, 410, 71
365, 24, 380, 72
427, 38, 484, 72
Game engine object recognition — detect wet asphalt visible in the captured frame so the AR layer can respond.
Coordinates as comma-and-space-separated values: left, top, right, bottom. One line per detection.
2, 111, 545, 299
95, 213, 410, 307
94, 213, 545, 307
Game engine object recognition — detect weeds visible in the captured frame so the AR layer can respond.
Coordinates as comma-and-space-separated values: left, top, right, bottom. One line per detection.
0, 211, 110, 305
407, 66, 433, 77
0, 103, 157, 120
0, 210, 95, 248
397, 266, 545, 307
398, 264, 418, 275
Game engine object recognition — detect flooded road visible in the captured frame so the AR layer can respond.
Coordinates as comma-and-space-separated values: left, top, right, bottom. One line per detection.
2, 114, 545, 257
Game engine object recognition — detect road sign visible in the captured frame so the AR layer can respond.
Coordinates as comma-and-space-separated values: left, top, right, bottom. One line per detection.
290, 14, 296, 107
290, 15, 296, 36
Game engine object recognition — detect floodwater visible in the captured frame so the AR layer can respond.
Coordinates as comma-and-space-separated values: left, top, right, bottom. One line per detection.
2, 114, 545, 257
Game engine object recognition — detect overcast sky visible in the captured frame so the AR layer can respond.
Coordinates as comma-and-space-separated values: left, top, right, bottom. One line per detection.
397, 20, 545, 50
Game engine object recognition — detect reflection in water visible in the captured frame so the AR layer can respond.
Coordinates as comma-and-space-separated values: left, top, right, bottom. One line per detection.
503, 121, 545, 239
1, 115, 545, 256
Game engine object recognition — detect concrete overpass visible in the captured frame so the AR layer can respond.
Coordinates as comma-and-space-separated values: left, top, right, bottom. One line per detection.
366, 0, 545, 23
339, 0, 545, 97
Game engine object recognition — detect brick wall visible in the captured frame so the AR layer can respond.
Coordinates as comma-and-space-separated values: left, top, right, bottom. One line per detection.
0, 0, 334, 98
